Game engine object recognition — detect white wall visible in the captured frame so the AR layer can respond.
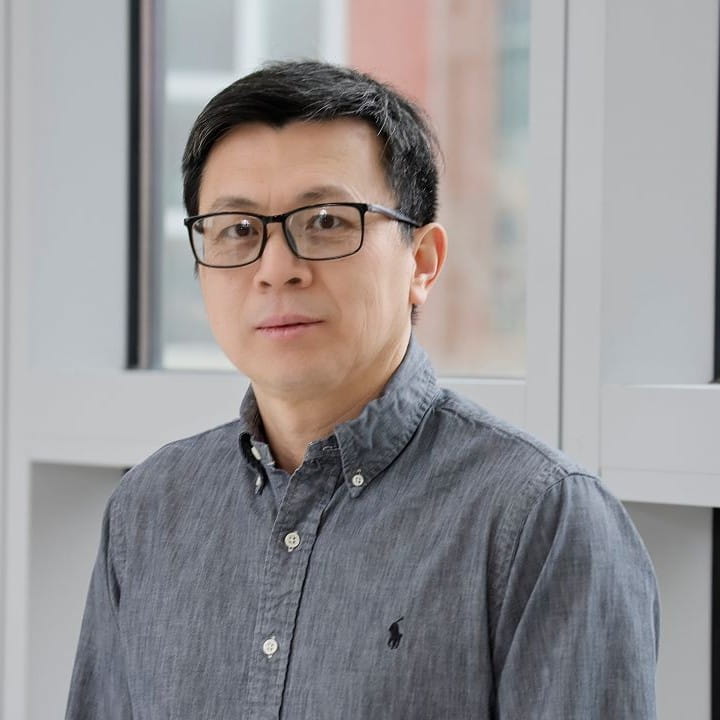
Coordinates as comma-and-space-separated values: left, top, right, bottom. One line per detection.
600, 4, 718, 714
28, 465, 121, 720
626, 502, 713, 720
3, 0, 129, 716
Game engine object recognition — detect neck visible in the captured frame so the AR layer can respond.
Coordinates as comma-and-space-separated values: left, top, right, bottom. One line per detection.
254, 338, 409, 473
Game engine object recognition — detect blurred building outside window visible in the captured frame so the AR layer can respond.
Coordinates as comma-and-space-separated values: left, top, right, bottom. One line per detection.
155, 0, 529, 377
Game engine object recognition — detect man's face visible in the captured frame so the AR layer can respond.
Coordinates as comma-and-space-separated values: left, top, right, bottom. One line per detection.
196, 119, 432, 401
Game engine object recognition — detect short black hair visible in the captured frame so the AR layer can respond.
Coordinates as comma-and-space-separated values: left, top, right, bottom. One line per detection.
181, 60, 440, 230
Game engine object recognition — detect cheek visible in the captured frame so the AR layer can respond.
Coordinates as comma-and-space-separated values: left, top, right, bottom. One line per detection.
199, 275, 244, 338
343, 264, 412, 331
363, 247, 415, 308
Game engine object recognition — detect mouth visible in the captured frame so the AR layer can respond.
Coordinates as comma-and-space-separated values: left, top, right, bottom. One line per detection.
255, 315, 323, 337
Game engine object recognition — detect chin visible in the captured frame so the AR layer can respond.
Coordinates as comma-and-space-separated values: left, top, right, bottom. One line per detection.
251, 362, 340, 393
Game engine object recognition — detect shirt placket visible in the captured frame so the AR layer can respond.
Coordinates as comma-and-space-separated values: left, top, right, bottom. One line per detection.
245, 450, 341, 720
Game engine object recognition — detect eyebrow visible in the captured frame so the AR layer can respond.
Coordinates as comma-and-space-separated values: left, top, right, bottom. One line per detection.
206, 185, 354, 214
295, 185, 354, 204
207, 196, 258, 213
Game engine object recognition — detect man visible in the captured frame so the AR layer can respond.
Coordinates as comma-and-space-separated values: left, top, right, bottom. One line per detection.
67, 61, 658, 719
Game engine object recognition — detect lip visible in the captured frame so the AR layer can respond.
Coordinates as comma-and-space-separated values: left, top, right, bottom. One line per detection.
256, 314, 322, 330
255, 314, 324, 338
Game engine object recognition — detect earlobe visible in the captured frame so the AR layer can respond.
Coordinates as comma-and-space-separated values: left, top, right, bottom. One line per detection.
409, 223, 448, 307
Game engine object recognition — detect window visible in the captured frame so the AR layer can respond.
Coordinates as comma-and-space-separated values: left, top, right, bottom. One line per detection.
134, 0, 530, 376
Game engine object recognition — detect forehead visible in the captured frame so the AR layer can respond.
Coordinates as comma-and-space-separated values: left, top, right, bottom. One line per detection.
198, 118, 391, 212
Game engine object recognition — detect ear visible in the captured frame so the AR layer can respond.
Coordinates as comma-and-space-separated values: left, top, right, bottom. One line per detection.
409, 223, 448, 307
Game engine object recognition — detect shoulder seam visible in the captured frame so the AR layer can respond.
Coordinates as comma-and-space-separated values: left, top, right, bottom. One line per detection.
125, 417, 242, 475
433, 394, 576, 473
508, 472, 601, 566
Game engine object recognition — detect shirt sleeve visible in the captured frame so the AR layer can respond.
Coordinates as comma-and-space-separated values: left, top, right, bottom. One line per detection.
492, 474, 659, 719
65, 491, 133, 719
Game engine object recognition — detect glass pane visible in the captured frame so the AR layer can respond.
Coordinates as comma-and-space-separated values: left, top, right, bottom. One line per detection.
166, 0, 235, 72
262, 0, 323, 60
154, 0, 529, 376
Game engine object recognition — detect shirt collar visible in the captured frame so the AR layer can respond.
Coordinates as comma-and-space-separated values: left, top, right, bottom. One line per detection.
333, 336, 438, 496
238, 335, 439, 497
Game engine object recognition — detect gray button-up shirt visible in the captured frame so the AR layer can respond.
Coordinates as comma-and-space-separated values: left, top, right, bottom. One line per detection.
66, 339, 659, 719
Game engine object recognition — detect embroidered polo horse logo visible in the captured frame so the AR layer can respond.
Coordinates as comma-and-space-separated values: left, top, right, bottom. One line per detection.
387, 617, 404, 649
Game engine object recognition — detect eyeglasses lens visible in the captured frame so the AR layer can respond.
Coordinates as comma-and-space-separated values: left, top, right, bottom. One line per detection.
286, 205, 362, 259
193, 214, 264, 266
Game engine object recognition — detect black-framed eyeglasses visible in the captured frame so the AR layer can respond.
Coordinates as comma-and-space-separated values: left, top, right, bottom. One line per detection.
184, 202, 421, 269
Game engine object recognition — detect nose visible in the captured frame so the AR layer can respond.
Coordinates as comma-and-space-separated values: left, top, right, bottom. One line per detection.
252, 223, 312, 289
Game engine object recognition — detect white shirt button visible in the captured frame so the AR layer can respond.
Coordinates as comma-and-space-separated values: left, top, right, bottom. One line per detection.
284, 531, 301, 551
351, 473, 365, 487
262, 636, 278, 657
250, 445, 262, 460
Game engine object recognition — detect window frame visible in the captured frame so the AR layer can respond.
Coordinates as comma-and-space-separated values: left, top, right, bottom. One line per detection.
124, 0, 565, 443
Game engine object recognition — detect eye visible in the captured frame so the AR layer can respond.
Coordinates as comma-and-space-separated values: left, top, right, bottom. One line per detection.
308, 210, 344, 231
223, 219, 257, 239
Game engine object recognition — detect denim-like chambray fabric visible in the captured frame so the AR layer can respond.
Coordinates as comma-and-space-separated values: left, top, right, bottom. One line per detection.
66, 338, 659, 720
